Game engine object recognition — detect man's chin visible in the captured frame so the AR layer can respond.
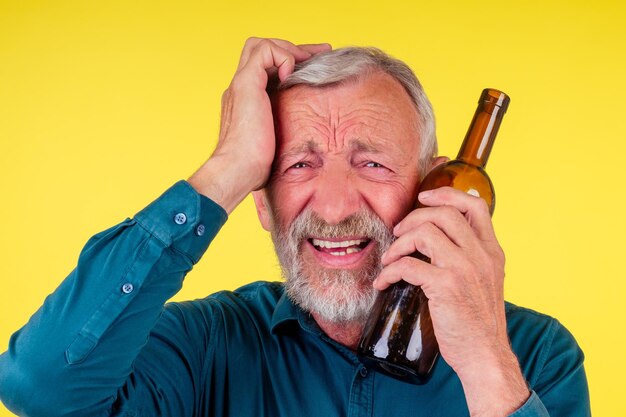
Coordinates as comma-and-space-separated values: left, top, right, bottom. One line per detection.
284, 270, 378, 323
305, 296, 376, 324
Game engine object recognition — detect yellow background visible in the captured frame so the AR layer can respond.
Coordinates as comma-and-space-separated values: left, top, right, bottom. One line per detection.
1, 1, 624, 415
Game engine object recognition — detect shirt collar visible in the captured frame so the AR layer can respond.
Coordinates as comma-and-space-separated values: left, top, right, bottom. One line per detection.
270, 291, 323, 336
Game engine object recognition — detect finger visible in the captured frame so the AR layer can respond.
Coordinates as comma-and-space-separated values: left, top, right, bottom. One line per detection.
393, 205, 479, 251
374, 256, 442, 291
411, 186, 495, 241
382, 221, 465, 268
238, 37, 312, 71
418, 187, 495, 241
237, 42, 300, 83
265, 38, 313, 61
296, 43, 332, 55
238, 37, 263, 70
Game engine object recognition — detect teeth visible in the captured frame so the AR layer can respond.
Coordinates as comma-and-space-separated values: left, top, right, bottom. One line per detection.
311, 238, 364, 249
310, 239, 366, 256
327, 246, 363, 256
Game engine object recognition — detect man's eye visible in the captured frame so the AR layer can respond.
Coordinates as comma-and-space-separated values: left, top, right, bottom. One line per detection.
291, 162, 310, 169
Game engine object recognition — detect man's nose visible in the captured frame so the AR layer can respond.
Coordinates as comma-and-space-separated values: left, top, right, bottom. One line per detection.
310, 168, 362, 225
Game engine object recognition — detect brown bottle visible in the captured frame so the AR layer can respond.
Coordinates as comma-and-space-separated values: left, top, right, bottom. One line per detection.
357, 88, 510, 384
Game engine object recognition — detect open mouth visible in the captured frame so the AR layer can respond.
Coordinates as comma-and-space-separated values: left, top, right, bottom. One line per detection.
308, 238, 371, 257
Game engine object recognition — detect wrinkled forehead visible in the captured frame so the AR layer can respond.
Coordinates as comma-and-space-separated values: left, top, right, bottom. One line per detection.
272, 71, 418, 121
272, 71, 421, 155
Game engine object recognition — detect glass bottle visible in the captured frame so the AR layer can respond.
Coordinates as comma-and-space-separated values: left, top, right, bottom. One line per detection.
357, 88, 511, 384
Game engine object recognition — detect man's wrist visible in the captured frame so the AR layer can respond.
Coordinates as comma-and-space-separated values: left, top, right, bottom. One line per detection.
187, 155, 257, 214
456, 347, 530, 416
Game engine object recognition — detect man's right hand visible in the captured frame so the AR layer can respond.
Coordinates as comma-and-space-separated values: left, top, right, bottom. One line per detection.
188, 37, 331, 213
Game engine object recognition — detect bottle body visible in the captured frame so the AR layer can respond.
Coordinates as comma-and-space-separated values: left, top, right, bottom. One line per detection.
357, 88, 509, 384
419, 160, 495, 214
357, 275, 434, 383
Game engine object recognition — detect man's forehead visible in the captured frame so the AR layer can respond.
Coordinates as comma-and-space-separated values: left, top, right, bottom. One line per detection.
273, 71, 421, 160
281, 137, 386, 154
275, 71, 415, 114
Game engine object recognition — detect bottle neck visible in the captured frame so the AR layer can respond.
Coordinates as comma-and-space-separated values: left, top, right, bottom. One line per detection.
457, 89, 509, 168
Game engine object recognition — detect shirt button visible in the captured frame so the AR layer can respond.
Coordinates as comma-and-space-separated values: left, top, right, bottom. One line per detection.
195, 224, 205, 236
174, 213, 187, 225
359, 367, 368, 377
121, 283, 134, 294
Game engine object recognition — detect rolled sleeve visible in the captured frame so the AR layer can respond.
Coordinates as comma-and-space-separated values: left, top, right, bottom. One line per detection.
509, 391, 550, 417
134, 180, 228, 264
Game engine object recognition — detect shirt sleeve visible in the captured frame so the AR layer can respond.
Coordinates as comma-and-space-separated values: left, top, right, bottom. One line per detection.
0, 181, 227, 417
509, 317, 591, 417
508, 391, 550, 417
531, 319, 591, 416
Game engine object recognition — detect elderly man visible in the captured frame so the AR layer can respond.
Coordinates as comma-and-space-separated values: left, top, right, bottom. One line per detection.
0, 38, 589, 416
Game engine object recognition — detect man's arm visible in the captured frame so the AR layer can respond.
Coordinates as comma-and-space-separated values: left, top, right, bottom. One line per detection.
375, 187, 589, 416
0, 38, 330, 416
0, 181, 228, 416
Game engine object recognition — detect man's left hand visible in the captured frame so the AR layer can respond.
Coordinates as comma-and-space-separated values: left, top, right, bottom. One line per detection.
374, 186, 530, 416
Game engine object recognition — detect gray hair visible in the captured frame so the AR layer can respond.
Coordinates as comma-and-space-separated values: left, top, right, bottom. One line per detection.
276, 47, 437, 177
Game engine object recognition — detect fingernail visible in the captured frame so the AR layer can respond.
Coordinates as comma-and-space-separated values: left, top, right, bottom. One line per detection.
419, 190, 433, 200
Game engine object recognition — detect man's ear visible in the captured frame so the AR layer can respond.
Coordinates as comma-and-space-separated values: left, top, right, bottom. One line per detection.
252, 190, 272, 232
430, 156, 449, 170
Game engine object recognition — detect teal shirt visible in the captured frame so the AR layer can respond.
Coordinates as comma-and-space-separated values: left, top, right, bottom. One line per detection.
0, 181, 590, 417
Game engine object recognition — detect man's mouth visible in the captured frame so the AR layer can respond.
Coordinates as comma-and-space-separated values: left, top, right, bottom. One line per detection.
308, 238, 371, 256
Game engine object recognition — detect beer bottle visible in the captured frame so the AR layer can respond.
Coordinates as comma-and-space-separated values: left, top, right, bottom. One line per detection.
357, 88, 511, 384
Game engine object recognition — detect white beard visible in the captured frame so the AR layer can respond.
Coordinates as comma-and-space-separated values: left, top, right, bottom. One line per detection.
270, 208, 394, 324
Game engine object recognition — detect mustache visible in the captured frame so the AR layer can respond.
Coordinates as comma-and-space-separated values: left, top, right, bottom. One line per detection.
284, 209, 393, 246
